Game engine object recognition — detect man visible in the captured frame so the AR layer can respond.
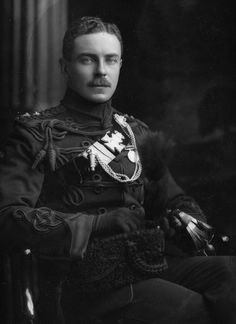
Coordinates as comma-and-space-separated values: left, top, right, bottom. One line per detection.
0, 16, 235, 324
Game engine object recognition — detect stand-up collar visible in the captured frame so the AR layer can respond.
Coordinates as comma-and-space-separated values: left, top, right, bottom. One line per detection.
61, 88, 114, 129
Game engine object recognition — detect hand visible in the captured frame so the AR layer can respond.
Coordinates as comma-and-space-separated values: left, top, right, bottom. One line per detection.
92, 205, 145, 236
160, 212, 182, 238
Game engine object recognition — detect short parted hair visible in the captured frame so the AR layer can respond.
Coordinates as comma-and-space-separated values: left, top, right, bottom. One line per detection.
62, 16, 123, 61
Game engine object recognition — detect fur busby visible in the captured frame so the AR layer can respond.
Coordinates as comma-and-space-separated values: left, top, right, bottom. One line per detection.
137, 130, 175, 181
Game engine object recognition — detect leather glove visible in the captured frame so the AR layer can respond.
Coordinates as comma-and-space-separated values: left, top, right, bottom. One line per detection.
92, 205, 145, 236
160, 209, 215, 254
160, 211, 182, 238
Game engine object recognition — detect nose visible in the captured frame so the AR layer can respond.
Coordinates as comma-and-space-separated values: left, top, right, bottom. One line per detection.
95, 59, 107, 76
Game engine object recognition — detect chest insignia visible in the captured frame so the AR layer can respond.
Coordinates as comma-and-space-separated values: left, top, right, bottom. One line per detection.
102, 131, 125, 153
79, 113, 142, 183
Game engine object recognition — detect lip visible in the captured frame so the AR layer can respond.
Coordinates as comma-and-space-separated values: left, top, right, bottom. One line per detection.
90, 86, 108, 93
89, 85, 110, 88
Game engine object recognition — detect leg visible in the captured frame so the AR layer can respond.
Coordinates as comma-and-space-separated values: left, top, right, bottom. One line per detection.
62, 278, 211, 324
61, 256, 236, 323
162, 256, 236, 324
101, 279, 211, 324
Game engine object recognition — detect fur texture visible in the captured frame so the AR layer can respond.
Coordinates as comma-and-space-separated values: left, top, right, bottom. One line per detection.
137, 130, 175, 181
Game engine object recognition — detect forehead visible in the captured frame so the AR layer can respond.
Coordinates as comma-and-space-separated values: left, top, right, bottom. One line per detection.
71, 32, 122, 58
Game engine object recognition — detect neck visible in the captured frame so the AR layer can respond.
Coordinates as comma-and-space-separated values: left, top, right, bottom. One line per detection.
62, 87, 112, 113
61, 87, 114, 129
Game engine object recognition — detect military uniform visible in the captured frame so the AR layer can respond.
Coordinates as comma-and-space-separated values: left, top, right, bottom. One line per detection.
0, 88, 201, 257
0, 88, 235, 324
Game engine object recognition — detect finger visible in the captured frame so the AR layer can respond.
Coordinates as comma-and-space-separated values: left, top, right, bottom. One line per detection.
169, 214, 180, 227
120, 222, 131, 233
171, 216, 182, 228
130, 207, 145, 220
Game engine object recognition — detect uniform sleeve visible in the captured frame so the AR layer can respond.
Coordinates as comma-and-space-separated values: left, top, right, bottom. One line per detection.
136, 127, 207, 223
138, 127, 210, 255
0, 124, 94, 259
164, 172, 207, 223
144, 169, 212, 255
144, 168, 205, 220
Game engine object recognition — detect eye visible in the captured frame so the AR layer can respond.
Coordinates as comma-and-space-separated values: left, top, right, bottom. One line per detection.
79, 56, 94, 64
106, 57, 119, 64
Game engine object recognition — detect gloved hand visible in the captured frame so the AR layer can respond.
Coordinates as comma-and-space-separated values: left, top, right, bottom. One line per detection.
160, 209, 215, 255
92, 205, 145, 236
160, 210, 182, 238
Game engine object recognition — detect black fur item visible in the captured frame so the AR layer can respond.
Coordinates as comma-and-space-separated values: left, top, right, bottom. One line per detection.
137, 130, 175, 181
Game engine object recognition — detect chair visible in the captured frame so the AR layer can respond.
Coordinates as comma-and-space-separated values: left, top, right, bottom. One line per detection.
0, 234, 233, 324
0, 249, 37, 324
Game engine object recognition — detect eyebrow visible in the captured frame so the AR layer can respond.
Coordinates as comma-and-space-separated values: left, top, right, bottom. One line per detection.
76, 53, 120, 59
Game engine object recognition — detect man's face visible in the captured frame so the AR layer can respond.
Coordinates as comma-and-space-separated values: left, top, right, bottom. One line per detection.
64, 32, 122, 103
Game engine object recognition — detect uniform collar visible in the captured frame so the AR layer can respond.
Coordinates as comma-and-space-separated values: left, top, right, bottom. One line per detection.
61, 87, 114, 129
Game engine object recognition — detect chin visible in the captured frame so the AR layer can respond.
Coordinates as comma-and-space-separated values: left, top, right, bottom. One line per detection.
88, 94, 111, 103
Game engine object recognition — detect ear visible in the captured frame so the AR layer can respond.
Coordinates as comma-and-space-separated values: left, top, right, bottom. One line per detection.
120, 59, 123, 69
59, 58, 69, 76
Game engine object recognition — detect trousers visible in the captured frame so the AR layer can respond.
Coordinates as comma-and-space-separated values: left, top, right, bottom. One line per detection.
61, 256, 236, 324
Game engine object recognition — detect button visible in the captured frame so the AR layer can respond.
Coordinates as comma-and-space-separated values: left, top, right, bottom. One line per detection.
129, 204, 137, 210
82, 140, 91, 148
97, 207, 107, 215
94, 185, 104, 194
92, 173, 102, 182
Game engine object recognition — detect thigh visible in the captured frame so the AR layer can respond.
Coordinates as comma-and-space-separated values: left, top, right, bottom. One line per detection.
91, 278, 211, 324
163, 255, 236, 293
62, 257, 236, 323
162, 255, 236, 324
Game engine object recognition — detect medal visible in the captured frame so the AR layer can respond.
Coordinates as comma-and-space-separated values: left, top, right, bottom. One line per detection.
79, 114, 142, 182
127, 150, 136, 163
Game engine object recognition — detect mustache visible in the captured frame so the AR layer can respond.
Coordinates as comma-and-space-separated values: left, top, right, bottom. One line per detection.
87, 78, 111, 87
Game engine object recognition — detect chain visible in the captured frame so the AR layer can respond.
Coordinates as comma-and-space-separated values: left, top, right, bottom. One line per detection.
96, 114, 142, 183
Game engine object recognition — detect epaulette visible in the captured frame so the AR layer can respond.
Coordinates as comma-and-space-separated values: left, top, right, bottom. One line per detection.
15, 106, 69, 171
14, 105, 109, 172
15, 105, 66, 124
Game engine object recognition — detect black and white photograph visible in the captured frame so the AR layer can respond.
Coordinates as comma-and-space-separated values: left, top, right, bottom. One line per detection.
0, 1, 236, 323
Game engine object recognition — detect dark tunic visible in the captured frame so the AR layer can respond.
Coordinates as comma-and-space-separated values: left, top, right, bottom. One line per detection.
0, 88, 206, 260
1, 89, 236, 324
